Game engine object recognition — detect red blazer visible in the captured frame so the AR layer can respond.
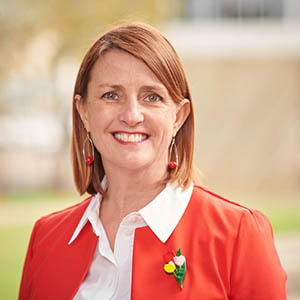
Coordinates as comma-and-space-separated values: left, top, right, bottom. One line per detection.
19, 185, 286, 299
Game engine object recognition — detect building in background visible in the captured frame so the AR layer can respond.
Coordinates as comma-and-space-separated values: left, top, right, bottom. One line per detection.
182, 0, 300, 20
163, 0, 300, 195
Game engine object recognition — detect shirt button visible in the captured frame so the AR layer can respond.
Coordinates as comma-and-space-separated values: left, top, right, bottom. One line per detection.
124, 228, 133, 236
130, 215, 138, 223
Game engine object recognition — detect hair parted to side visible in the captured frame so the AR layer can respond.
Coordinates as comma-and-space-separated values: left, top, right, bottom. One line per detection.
72, 22, 196, 196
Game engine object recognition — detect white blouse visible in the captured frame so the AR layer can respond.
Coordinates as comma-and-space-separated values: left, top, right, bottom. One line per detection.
69, 181, 193, 300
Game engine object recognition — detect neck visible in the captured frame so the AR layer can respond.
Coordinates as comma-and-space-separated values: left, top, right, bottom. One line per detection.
101, 165, 168, 216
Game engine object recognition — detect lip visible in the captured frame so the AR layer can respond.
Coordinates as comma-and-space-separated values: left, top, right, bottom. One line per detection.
111, 131, 150, 145
111, 131, 149, 135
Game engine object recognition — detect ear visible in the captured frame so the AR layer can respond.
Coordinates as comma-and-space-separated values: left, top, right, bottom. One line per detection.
173, 98, 190, 135
75, 94, 90, 132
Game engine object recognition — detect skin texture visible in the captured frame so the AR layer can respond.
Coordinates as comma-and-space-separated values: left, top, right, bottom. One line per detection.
76, 49, 190, 249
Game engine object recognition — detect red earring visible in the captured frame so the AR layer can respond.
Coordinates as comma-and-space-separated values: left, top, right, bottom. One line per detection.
85, 156, 93, 165
168, 137, 178, 169
83, 132, 95, 165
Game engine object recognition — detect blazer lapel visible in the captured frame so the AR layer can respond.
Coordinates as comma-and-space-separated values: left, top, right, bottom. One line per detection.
131, 226, 189, 300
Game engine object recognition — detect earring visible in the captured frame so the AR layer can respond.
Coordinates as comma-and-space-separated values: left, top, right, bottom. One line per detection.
83, 132, 94, 165
168, 137, 178, 169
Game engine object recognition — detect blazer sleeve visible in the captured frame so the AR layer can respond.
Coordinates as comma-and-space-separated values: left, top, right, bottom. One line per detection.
229, 209, 287, 300
18, 218, 40, 300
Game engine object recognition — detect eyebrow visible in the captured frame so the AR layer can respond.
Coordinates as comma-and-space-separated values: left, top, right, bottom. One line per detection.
140, 85, 167, 93
97, 83, 168, 94
98, 84, 122, 89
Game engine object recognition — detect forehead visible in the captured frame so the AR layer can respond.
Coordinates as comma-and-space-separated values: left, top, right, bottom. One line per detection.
89, 49, 165, 87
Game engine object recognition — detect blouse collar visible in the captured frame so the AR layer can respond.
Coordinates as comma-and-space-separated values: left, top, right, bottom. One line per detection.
68, 178, 193, 245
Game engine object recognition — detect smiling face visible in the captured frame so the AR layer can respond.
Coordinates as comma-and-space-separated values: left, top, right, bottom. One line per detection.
76, 49, 189, 178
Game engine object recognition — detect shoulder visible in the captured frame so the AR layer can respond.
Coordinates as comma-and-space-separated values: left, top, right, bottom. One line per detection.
187, 184, 272, 235
191, 184, 265, 216
32, 195, 94, 240
38, 195, 93, 224
192, 184, 252, 212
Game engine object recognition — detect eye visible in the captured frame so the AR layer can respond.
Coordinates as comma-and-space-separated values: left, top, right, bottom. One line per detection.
145, 94, 162, 103
102, 92, 118, 100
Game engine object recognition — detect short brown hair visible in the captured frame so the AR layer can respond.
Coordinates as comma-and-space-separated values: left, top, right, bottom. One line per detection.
72, 22, 196, 195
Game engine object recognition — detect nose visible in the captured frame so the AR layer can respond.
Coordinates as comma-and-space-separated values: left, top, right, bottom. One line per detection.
118, 98, 144, 126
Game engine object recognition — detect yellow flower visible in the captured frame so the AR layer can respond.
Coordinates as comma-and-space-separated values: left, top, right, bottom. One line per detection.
164, 261, 176, 273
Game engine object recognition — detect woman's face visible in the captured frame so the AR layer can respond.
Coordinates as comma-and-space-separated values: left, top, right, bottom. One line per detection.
76, 49, 189, 175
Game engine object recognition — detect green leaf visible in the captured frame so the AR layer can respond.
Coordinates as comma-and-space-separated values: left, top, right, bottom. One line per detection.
174, 262, 186, 289
176, 248, 181, 256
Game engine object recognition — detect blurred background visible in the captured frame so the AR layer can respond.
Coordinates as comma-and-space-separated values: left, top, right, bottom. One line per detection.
0, 0, 300, 298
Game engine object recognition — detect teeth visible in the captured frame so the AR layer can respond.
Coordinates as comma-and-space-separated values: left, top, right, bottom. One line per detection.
114, 133, 148, 142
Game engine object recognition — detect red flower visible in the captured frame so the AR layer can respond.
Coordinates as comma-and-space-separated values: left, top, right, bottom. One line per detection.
163, 251, 175, 263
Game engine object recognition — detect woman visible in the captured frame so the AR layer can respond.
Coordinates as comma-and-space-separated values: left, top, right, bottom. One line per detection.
19, 23, 286, 300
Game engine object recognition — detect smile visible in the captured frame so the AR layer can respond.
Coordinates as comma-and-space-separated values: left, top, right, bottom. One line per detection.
112, 132, 149, 143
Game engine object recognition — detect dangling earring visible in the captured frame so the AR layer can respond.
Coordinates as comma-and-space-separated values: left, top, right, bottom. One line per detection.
83, 132, 94, 165
168, 137, 178, 169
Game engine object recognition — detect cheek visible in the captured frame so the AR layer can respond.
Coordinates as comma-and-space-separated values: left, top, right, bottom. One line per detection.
89, 116, 103, 132
155, 110, 176, 134
88, 117, 109, 145
87, 105, 109, 131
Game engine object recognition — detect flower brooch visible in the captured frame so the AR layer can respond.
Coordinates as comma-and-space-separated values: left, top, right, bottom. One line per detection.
163, 248, 186, 289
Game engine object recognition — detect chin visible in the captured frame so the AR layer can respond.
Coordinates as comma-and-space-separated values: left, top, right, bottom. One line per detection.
103, 152, 167, 173
116, 157, 160, 171
120, 159, 153, 170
